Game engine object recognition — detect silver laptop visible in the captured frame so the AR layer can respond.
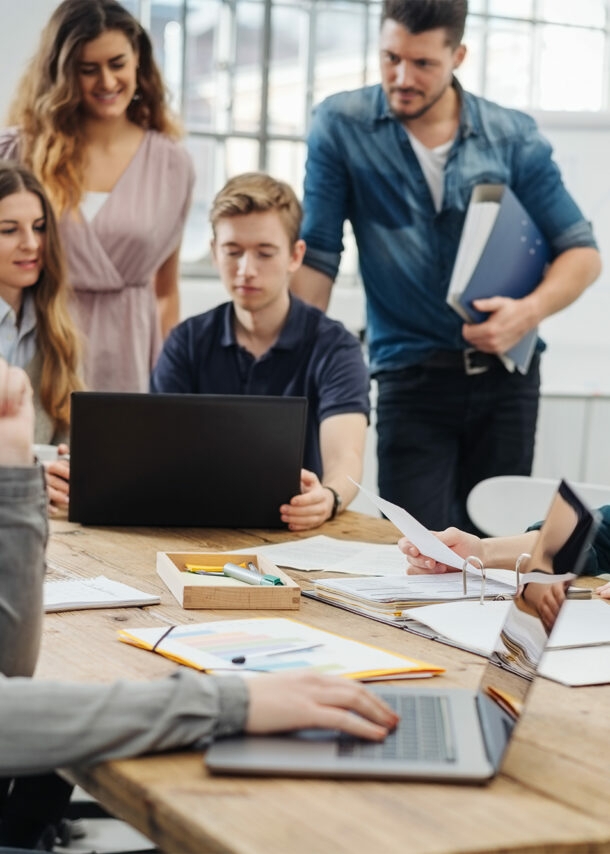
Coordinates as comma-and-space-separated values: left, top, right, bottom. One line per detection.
206, 480, 598, 782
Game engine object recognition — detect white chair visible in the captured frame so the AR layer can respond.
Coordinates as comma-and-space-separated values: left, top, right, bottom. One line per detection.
467, 475, 610, 537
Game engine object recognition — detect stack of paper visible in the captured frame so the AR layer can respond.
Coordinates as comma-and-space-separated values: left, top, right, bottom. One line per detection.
310, 574, 516, 622
118, 617, 444, 681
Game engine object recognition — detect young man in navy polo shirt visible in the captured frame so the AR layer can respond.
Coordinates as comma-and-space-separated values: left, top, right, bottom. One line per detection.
151, 173, 369, 531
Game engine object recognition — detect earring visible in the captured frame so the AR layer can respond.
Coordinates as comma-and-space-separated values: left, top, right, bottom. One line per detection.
131, 66, 141, 101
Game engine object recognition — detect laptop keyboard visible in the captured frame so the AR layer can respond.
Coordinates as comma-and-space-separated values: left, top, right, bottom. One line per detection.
338, 693, 456, 763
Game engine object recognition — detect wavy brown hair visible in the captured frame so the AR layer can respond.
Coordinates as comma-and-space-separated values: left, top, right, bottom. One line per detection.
0, 160, 83, 431
8, 0, 181, 213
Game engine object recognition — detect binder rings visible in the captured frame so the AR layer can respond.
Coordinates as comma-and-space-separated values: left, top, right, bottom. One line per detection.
447, 184, 551, 374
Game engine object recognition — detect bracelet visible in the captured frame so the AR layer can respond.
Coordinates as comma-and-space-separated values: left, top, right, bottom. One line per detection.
323, 486, 342, 520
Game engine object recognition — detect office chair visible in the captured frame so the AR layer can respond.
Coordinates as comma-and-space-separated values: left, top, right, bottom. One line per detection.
467, 475, 610, 537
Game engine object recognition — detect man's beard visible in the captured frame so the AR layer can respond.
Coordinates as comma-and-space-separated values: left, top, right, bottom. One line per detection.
389, 80, 452, 122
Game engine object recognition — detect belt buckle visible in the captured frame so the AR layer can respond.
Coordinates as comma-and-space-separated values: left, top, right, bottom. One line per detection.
463, 348, 489, 376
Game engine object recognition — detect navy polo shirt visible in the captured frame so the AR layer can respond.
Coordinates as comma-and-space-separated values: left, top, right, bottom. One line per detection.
150, 296, 370, 477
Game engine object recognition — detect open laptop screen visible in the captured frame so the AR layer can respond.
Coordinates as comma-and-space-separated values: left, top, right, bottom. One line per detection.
477, 479, 599, 763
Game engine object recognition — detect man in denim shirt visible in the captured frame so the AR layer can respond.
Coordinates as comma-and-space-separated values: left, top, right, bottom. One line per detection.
292, 0, 601, 532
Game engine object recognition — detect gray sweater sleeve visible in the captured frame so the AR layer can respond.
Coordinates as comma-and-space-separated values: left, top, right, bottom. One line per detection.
0, 465, 47, 677
0, 465, 249, 775
0, 670, 249, 776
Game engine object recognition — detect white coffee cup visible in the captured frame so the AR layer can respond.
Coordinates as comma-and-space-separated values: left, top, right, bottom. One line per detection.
34, 444, 69, 463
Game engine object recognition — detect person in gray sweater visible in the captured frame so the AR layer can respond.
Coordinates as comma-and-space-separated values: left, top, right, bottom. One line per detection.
0, 359, 398, 778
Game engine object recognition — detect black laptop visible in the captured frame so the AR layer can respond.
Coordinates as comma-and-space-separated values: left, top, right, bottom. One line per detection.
69, 392, 307, 527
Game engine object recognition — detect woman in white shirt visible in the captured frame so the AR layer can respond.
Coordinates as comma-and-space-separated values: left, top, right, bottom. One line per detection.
0, 160, 82, 511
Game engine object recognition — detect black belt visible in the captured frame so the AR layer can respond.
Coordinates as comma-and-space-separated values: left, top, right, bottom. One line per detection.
421, 348, 499, 375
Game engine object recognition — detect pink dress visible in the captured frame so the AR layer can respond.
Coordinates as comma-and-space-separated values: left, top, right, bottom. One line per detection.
0, 129, 194, 391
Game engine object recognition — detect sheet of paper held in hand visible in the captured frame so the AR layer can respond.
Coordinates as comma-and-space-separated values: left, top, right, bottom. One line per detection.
350, 480, 573, 586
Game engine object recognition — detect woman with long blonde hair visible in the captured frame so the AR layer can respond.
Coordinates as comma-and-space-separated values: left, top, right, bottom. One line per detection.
0, 159, 81, 511
0, 0, 194, 392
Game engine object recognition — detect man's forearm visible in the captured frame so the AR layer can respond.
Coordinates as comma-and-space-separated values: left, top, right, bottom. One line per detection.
524, 246, 601, 324
322, 443, 364, 509
291, 265, 334, 312
320, 414, 367, 512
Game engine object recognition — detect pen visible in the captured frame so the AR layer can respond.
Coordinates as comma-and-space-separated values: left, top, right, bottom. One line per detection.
231, 643, 324, 664
223, 562, 284, 586
185, 569, 225, 576
184, 563, 247, 574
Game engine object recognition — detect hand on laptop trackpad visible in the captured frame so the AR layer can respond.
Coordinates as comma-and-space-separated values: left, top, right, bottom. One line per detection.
293, 728, 343, 742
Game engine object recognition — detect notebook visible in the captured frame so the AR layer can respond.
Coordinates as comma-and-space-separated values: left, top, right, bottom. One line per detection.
446, 184, 550, 374
44, 576, 160, 612
69, 392, 307, 527
117, 616, 444, 680
206, 480, 599, 782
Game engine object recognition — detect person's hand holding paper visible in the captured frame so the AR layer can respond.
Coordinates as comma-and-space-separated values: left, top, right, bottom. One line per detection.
400, 528, 485, 575
349, 480, 483, 576
351, 481, 575, 588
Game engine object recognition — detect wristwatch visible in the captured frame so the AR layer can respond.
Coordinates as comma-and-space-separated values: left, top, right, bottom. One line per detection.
323, 486, 343, 520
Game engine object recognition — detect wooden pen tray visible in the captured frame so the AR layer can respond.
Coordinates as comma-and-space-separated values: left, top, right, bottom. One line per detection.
156, 552, 300, 610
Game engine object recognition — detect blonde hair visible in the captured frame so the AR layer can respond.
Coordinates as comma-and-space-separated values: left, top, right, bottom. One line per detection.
8, 0, 181, 213
0, 160, 83, 431
210, 173, 303, 247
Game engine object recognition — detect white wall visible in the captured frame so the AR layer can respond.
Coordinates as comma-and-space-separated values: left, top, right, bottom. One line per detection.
534, 113, 610, 398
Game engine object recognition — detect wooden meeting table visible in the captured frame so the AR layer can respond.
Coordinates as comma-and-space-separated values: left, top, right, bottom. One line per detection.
39, 511, 610, 854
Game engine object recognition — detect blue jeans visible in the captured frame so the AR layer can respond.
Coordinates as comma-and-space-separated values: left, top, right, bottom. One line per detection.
375, 355, 540, 532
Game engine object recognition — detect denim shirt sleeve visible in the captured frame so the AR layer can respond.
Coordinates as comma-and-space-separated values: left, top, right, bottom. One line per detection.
505, 113, 597, 254
526, 504, 610, 576
301, 98, 351, 280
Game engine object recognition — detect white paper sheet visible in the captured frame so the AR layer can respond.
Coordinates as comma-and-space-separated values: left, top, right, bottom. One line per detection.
351, 480, 473, 571
233, 535, 406, 574
539, 646, 610, 686
44, 576, 160, 612
402, 600, 511, 657
547, 599, 610, 649
403, 599, 610, 664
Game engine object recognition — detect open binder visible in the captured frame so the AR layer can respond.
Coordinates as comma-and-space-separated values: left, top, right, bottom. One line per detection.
446, 184, 550, 374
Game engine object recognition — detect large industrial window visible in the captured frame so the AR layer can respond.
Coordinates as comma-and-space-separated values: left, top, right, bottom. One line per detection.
125, 0, 610, 273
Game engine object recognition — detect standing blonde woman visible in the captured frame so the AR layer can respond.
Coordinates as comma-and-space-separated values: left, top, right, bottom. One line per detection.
0, 159, 81, 512
0, 0, 194, 391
